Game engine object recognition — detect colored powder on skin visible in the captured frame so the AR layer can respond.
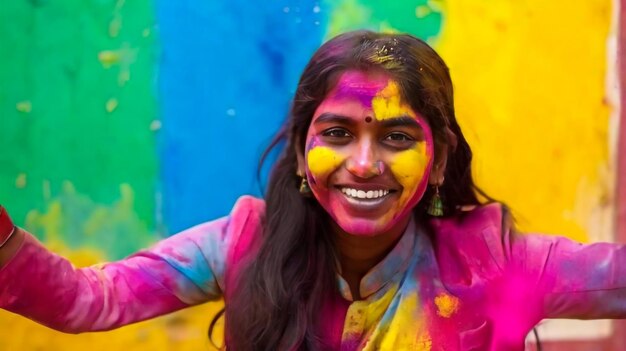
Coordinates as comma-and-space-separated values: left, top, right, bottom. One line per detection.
388, 142, 429, 205
307, 146, 346, 179
434, 293, 460, 318
334, 81, 379, 108
371, 81, 415, 121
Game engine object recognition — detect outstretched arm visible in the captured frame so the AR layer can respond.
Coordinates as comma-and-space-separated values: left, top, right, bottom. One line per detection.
0, 207, 237, 333
507, 229, 626, 319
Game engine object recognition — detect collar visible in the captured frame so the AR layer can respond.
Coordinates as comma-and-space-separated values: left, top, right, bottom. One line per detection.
336, 216, 418, 301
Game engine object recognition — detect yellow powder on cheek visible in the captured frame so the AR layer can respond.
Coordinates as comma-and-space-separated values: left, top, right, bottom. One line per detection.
371, 81, 416, 121
307, 146, 346, 178
389, 143, 430, 205
434, 293, 460, 318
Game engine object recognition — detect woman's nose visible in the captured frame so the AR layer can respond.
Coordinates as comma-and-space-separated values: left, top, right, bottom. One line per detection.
345, 143, 384, 178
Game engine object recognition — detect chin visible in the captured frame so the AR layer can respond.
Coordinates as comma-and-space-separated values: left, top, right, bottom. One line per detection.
334, 217, 396, 237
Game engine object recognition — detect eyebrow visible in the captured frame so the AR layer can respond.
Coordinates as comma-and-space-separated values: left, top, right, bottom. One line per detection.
314, 113, 422, 129
313, 113, 357, 126
379, 116, 422, 129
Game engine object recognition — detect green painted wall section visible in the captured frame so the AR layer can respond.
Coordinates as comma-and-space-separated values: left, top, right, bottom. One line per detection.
0, 0, 159, 259
325, 0, 443, 41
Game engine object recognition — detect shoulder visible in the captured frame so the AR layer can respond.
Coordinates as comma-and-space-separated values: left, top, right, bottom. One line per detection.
157, 195, 265, 245
226, 195, 266, 245
225, 195, 265, 265
151, 195, 266, 269
427, 203, 509, 280
231, 195, 266, 214
222, 196, 266, 296
228, 195, 266, 227
429, 202, 504, 235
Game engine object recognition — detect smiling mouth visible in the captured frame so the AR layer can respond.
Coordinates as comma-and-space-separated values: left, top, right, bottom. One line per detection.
336, 186, 398, 212
340, 187, 392, 199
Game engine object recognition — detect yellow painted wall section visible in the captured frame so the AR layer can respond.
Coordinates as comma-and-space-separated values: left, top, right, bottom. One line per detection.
435, 0, 614, 242
0, 305, 224, 351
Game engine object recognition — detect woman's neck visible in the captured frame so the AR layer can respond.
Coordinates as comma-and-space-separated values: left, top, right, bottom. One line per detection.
333, 216, 410, 300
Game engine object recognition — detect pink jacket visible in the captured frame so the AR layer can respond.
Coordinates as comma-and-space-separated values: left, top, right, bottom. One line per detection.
1, 195, 625, 350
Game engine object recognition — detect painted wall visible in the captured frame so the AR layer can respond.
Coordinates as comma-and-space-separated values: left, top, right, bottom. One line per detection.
0, 0, 619, 349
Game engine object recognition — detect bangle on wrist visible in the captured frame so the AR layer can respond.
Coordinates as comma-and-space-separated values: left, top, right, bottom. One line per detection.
0, 206, 16, 249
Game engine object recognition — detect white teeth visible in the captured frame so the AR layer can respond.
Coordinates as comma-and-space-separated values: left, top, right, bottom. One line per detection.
341, 187, 390, 199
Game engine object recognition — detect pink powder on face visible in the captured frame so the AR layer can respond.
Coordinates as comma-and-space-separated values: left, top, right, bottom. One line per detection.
333, 82, 379, 108
304, 70, 435, 237
330, 71, 390, 108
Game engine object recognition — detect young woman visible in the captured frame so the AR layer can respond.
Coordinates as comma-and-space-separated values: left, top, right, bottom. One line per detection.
1, 30, 625, 351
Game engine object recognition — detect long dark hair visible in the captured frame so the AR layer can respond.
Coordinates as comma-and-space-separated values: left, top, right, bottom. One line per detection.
223, 30, 488, 350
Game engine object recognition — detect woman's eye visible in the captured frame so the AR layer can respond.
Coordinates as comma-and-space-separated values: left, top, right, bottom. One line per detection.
385, 132, 414, 142
322, 128, 351, 138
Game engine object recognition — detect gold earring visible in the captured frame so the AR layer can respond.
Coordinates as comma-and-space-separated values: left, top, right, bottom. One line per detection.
299, 178, 312, 195
427, 181, 444, 217
298, 173, 312, 195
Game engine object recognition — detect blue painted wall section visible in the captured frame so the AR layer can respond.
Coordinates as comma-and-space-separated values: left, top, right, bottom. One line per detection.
156, 0, 328, 232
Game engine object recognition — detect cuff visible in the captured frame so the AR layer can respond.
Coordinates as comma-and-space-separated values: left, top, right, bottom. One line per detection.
0, 206, 16, 248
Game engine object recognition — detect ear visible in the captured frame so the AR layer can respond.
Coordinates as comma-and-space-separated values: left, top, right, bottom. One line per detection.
429, 144, 448, 185
295, 135, 306, 177
429, 128, 456, 185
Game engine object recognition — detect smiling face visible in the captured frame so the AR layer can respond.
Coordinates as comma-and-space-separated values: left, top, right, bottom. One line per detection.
299, 70, 435, 237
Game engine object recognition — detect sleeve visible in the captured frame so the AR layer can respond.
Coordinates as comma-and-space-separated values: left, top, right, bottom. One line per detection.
504, 219, 626, 319
0, 195, 265, 333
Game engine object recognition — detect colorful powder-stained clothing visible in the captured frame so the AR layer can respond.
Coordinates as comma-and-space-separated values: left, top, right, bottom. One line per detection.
1, 195, 626, 350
